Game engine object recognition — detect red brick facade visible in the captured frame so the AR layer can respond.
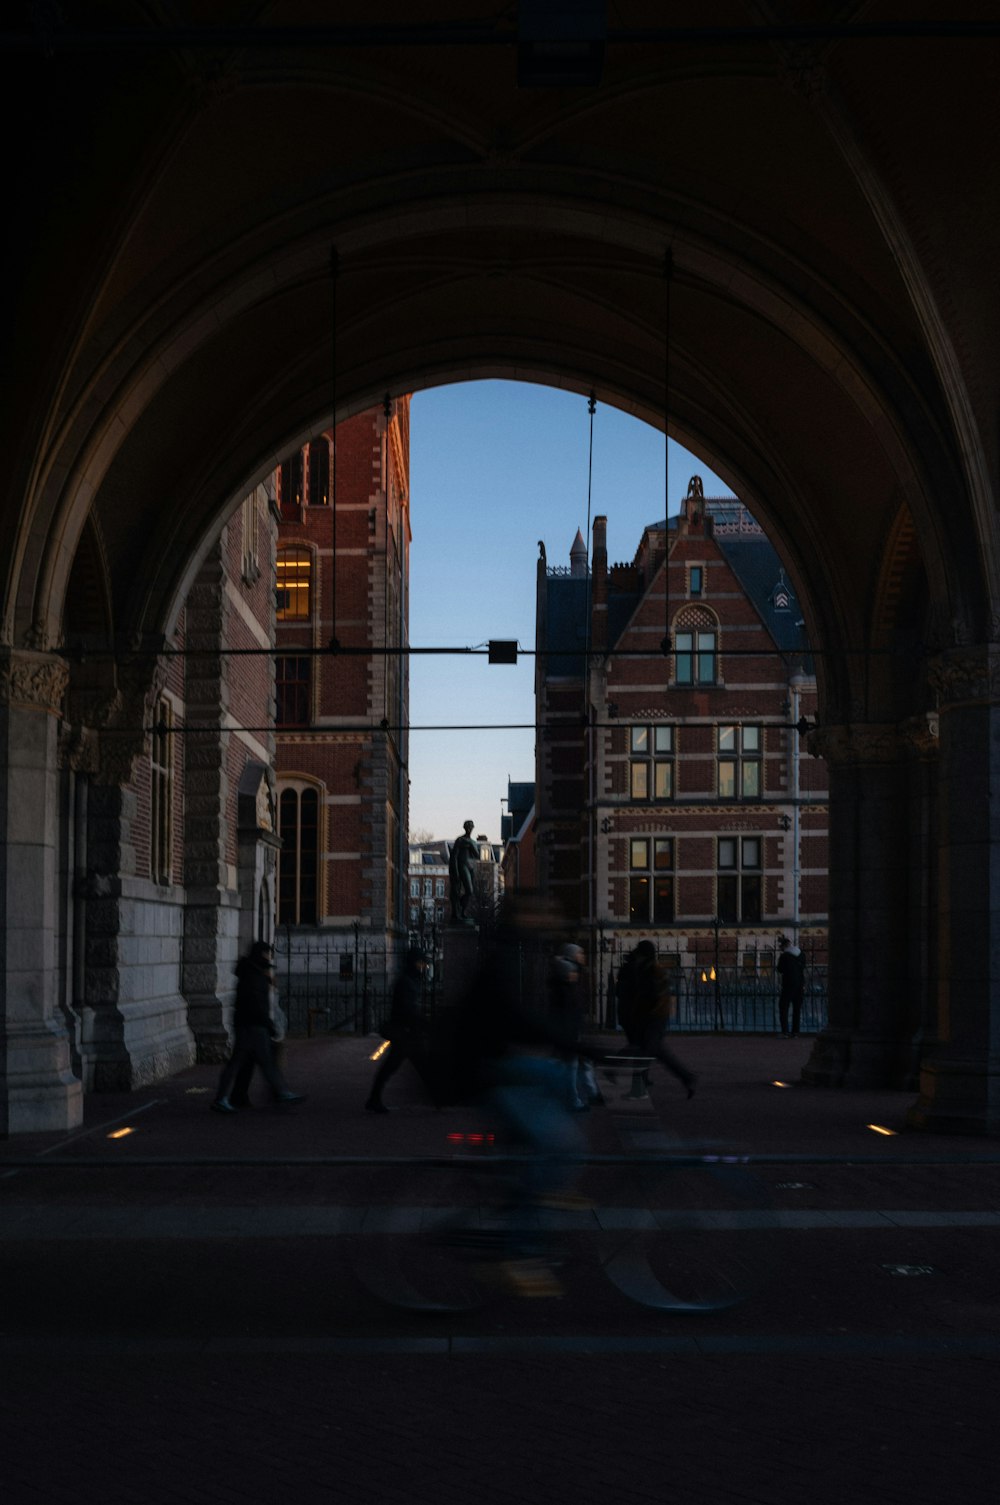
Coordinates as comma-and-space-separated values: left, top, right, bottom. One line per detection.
275, 400, 411, 946
535, 483, 829, 987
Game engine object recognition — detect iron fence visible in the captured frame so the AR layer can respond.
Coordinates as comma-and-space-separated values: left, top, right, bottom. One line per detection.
272, 929, 827, 1039
594, 936, 828, 1036
272, 929, 446, 1038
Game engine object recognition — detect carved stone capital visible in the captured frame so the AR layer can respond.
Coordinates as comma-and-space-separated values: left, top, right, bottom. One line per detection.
58, 721, 101, 774
90, 646, 171, 787
898, 711, 940, 759
927, 645, 1000, 707
807, 722, 901, 766
0, 648, 70, 715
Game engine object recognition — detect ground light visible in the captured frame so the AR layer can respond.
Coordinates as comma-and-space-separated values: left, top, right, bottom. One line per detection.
771, 1080, 790, 1088
106, 1127, 135, 1140
867, 1123, 898, 1136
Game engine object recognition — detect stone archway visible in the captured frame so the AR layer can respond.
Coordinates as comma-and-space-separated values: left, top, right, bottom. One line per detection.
4, 7, 1000, 1130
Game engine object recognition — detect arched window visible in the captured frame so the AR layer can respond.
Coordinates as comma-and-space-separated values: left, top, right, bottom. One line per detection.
308, 437, 330, 505
672, 605, 719, 686
277, 783, 320, 925
276, 548, 311, 621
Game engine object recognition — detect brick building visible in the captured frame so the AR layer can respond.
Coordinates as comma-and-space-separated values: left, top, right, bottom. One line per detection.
535, 478, 829, 1014
274, 399, 411, 967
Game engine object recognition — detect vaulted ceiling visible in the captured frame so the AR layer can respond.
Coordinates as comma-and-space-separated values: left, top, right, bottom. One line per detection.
4, 2, 999, 723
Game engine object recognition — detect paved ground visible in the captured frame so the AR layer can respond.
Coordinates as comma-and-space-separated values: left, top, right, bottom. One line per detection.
2, 1032, 999, 1503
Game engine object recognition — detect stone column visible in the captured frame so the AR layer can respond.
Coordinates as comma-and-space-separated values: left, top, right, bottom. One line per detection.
0, 648, 83, 1133
801, 723, 912, 1088
182, 548, 241, 1062
908, 647, 1000, 1133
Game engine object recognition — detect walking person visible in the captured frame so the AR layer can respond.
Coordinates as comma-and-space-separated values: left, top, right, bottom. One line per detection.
615, 940, 696, 1100
365, 947, 428, 1113
211, 941, 306, 1113
777, 934, 806, 1037
548, 942, 603, 1111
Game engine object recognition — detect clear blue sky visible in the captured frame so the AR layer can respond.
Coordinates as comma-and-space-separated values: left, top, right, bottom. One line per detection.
407, 380, 729, 842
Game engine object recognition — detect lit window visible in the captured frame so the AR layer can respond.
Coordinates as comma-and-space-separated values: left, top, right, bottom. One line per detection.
278, 784, 320, 925
629, 837, 674, 924
675, 630, 716, 685
718, 725, 762, 800
276, 549, 311, 621
717, 835, 762, 923
629, 724, 674, 801
150, 698, 173, 885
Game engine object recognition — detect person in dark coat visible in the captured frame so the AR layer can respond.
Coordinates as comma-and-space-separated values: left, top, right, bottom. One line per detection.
615, 940, 696, 1099
365, 948, 428, 1112
548, 942, 603, 1110
211, 942, 305, 1113
776, 934, 806, 1036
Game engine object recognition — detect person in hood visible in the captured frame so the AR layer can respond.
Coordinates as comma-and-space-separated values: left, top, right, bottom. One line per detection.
211, 942, 306, 1113
776, 935, 806, 1037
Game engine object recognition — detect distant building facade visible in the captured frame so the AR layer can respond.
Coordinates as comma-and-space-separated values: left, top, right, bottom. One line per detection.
274, 400, 411, 963
535, 479, 829, 1008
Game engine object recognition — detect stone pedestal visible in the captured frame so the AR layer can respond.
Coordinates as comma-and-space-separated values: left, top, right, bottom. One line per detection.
442, 923, 480, 1010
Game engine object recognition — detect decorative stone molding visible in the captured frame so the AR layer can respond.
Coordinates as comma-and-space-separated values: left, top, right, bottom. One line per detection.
927, 645, 1000, 708
898, 711, 940, 759
0, 648, 69, 714
807, 722, 901, 765
92, 648, 171, 787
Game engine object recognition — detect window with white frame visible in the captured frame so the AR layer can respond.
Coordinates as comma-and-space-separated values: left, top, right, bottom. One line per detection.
150, 697, 173, 885
628, 837, 675, 924
629, 724, 674, 800
718, 724, 762, 800
717, 835, 762, 923
675, 628, 716, 685
277, 783, 320, 925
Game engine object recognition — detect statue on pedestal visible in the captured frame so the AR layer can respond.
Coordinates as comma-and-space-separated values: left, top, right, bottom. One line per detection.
449, 819, 478, 924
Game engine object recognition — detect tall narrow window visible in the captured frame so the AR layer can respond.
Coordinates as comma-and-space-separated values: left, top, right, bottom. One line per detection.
689, 565, 703, 598
275, 549, 311, 621
275, 655, 311, 726
718, 725, 762, 800
717, 835, 762, 922
150, 698, 173, 885
675, 629, 717, 685
629, 724, 674, 800
308, 437, 330, 505
279, 453, 304, 521
629, 837, 674, 924
278, 785, 319, 925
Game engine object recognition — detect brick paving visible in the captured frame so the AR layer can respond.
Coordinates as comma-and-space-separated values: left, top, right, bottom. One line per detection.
2, 1032, 999, 1502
